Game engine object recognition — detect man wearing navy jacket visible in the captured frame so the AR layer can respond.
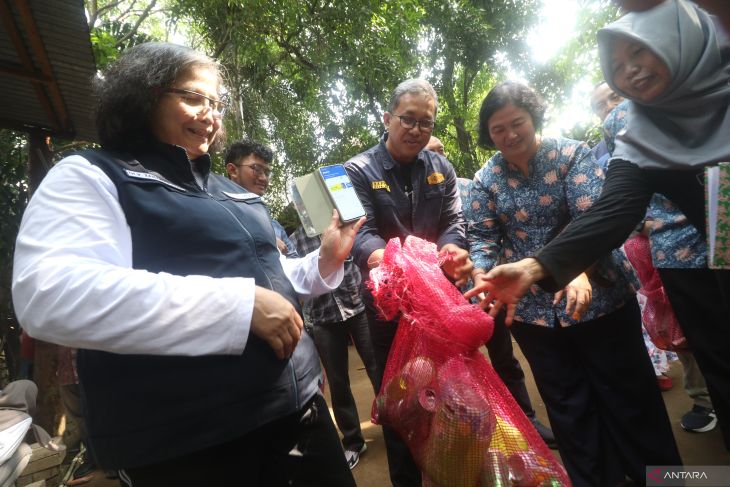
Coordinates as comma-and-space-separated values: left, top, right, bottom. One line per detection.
345, 79, 471, 487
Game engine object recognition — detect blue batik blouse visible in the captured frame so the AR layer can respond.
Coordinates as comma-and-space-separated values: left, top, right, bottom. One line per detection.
467, 136, 637, 327
603, 101, 707, 269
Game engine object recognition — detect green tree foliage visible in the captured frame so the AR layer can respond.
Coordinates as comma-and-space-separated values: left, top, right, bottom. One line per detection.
86, 0, 183, 68
420, 0, 538, 178
529, 1, 619, 144
173, 0, 426, 213
86, 0, 618, 215
90, 19, 156, 69
0, 130, 29, 383
172, 0, 546, 214
530, 1, 619, 108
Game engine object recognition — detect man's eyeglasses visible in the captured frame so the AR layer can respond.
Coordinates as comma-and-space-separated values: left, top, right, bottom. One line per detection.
237, 163, 272, 178
164, 88, 228, 118
393, 114, 436, 132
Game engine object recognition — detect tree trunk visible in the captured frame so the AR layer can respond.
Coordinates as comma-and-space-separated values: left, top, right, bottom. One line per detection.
33, 340, 62, 435
27, 131, 63, 435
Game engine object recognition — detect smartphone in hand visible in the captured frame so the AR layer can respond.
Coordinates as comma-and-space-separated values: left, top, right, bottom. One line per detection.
317, 164, 366, 224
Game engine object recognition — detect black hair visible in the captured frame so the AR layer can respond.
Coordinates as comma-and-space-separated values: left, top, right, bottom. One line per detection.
477, 81, 546, 149
224, 138, 274, 166
94, 42, 225, 153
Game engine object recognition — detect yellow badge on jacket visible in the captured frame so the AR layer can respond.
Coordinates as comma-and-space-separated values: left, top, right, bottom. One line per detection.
372, 180, 391, 192
427, 172, 445, 185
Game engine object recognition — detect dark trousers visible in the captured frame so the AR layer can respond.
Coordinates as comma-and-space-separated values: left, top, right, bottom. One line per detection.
312, 310, 378, 451
365, 305, 422, 487
658, 267, 730, 449
119, 394, 355, 487
364, 296, 534, 487
510, 300, 681, 487
59, 383, 87, 449
485, 310, 535, 418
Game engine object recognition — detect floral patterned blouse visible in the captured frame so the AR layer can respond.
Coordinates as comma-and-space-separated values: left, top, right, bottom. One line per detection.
467, 136, 637, 327
603, 101, 707, 268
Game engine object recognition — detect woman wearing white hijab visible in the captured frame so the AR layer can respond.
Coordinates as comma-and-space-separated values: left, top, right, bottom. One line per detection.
468, 0, 730, 450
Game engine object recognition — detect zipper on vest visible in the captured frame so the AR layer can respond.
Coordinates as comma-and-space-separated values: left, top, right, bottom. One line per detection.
202, 190, 301, 408
190, 179, 278, 292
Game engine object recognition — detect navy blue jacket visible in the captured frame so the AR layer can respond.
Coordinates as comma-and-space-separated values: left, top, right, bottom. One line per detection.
75, 144, 321, 469
345, 136, 466, 272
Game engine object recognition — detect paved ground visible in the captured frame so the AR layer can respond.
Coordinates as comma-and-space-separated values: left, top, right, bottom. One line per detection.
76, 338, 730, 487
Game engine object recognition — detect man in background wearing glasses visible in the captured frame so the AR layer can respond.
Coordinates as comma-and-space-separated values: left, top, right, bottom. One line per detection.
345, 79, 471, 487
225, 138, 298, 258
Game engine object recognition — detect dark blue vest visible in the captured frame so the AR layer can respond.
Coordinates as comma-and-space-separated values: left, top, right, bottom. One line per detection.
75, 145, 321, 469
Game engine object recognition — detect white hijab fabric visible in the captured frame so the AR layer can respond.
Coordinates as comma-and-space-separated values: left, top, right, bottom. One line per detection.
598, 0, 730, 170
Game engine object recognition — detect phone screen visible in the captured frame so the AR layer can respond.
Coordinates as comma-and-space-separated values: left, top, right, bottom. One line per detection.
318, 165, 366, 223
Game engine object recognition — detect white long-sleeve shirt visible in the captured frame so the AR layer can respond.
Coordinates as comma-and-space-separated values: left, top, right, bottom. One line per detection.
12, 155, 343, 356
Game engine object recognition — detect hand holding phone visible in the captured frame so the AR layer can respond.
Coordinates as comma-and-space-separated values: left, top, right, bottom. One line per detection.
318, 210, 366, 277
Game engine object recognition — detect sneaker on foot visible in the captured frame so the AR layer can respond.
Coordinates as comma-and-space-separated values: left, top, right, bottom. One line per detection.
681, 405, 717, 433
530, 417, 558, 449
344, 443, 367, 469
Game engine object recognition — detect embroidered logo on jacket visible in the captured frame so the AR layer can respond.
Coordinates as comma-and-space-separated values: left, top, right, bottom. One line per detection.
124, 169, 186, 191
427, 172, 445, 185
372, 180, 391, 192
221, 191, 260, 201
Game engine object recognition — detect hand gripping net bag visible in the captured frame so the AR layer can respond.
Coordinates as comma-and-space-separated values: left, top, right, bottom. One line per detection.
369, 236, 570, 487
623, 234, 686, 351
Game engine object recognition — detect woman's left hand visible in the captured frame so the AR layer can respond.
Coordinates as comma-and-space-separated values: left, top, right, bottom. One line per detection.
553, 272, 592, 320
439, 244, 474, 287
318, 210, 366, 277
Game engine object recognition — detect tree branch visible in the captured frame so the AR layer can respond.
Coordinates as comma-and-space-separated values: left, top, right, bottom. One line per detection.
363, 79, 382, 122
93, 0, 126, 25
87, 0, 99, 29
115, 0, 137, 23
276, 37, 320, 71
115, 0, 157, 46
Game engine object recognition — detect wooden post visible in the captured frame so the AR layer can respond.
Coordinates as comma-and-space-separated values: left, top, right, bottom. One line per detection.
27, 130, 62, 435
27, 130, 53, 195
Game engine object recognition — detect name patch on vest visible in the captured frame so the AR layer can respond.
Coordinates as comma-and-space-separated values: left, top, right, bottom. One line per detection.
371, 180, 390, 192
124, 169, 186, 192
221, 191, 260, 201
427, 172, 445, 185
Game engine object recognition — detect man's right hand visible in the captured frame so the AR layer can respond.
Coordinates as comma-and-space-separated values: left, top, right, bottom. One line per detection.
367, 248, 385, 269
251, 286, 303, 360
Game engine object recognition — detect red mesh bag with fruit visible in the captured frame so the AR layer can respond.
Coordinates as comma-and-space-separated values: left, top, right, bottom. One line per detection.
369, 236, 570, 487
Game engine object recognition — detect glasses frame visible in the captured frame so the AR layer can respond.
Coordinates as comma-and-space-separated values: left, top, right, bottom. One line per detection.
393, 113, 436, 132
236, 163, 272, 179
164, 88, 228, 118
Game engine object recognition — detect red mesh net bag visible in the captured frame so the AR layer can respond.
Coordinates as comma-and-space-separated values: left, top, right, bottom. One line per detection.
369, 236, 571, 487
623, 234, 686, 351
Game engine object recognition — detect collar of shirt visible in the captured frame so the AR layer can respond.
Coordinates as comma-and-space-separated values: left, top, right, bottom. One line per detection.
128, 141, 212, 191
377, 133, 426, 171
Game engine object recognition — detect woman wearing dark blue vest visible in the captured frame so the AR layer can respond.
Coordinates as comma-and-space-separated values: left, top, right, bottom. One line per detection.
12, 42, 363, 487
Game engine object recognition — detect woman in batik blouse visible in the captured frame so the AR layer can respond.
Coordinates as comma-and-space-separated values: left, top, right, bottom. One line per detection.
465, 81, 681, 487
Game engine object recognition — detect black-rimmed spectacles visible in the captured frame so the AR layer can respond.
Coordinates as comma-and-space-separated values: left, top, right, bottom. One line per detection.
393, 114, 436, 132
164, 88, 228, 118
237, 163, 272, 178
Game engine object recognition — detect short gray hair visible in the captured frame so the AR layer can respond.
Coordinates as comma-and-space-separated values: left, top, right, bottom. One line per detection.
387, 79, 438, 115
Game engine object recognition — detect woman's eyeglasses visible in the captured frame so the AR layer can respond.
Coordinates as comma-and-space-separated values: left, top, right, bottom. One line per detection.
164, 88, 228, 118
